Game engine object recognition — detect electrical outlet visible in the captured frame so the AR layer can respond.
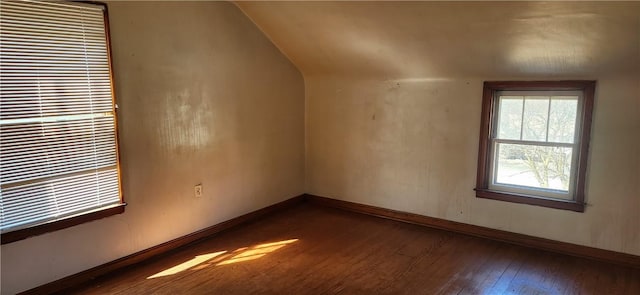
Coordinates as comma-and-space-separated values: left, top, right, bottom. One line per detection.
194, 184, 203, 198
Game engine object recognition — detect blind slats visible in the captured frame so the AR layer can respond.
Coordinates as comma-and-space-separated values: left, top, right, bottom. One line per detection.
2, 137, 116, 162
1, 76, 110, 82
6, 0, 104, 16
1, 116, 114, 131
1, 58, 109, 66
0, 72, 109, 78
1, 57, 109, 64
1, 85, 112, 92
1, 118, 117, 184
1, 85, 113, 92
1, 158, 117, 185
0, 51, 109, 60
1, 89, 112, 98
1, 169, 120, 230
3, 177, 119, 212
2, 11, 105, 27
2, 97, 113, 103
1, 69, 110, 74
1, 55, 108, 63
1, 107, 114, 118
2, 172, 119, 208
2, 144, 116, 167
1, 39, 108, 50
0, 37, 107, 47
1, 9, 105, 24
1, 18, 106, 33
2, 136, 115, 149
0, 0, 121, 233
2, 136, 116, 159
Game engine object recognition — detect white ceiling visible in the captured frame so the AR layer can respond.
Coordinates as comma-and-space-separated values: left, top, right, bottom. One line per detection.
236, 1, 640, 79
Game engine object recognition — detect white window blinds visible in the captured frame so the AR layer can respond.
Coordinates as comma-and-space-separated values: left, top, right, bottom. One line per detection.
1, 0, 122, 233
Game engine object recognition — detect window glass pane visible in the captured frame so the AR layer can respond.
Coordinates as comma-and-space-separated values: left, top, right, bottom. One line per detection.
548, 97, 578, 143
497, 96, 523, 140
522, 97, 549, 142
495, 143, 572, 192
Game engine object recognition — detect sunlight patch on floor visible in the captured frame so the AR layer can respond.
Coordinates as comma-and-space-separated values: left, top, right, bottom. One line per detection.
146, 239, 298, 279
147, 251, 227, 279
216, 239, 298, 266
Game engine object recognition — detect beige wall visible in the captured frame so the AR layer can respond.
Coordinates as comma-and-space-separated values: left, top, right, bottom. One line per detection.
305, 75, 639, 256
0, 2, 305, 294
2, 1, 639, 293
236, 1, 640, 257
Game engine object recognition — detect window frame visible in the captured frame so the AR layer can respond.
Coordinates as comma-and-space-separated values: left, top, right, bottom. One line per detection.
0, 1, 124, 245
475, 81, 595, 212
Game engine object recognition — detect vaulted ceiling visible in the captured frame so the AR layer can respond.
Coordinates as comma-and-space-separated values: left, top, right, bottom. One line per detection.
236, 1, 640, 79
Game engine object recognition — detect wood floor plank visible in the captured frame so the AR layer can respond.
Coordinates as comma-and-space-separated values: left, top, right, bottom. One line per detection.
69, 204, 640, 295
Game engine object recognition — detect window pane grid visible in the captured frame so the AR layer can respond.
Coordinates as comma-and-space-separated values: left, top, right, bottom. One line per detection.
493, 138, 574, 148
492, 141, 575, 190
490, 91, 582, 199
477, 81, 594, 212
495, 92, 579, 145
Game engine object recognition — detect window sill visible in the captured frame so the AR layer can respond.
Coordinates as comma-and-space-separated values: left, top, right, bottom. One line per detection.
475, 188, 585, 212
1, 203, 126, 245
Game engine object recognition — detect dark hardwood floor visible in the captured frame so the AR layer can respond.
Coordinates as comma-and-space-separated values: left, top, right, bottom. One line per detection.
70, 203, 640, 294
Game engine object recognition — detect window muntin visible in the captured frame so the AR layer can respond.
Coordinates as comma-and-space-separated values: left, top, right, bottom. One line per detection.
0, 0, 123, 237
475, 81, 595, 212
489, 91, 582, 199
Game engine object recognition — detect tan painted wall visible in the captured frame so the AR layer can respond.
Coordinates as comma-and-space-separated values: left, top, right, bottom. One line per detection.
0, 2, 305, 294
2, 1, 639, 293
236, 1, 640, 257
305, 75, 639, 256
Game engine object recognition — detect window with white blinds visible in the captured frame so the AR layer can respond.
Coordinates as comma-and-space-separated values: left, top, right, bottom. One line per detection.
0, 0, 122, 234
